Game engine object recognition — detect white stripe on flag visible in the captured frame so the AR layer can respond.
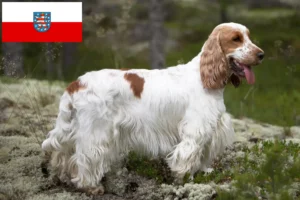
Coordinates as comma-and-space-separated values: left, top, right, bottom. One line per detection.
2, 2, 82, 22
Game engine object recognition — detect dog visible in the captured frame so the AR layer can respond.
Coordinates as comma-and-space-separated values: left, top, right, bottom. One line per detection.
42, 22, 264, 194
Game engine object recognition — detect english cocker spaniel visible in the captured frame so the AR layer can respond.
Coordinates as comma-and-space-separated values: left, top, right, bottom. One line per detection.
42, 22, 264, 194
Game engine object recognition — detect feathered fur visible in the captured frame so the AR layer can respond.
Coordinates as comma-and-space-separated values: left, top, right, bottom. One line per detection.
42, 22, 263, 193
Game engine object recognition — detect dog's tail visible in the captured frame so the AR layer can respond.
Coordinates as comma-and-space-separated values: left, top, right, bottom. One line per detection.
42, 91, 76, 152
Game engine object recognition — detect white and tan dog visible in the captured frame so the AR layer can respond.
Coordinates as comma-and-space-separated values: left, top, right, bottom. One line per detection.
42, 22, 264, 194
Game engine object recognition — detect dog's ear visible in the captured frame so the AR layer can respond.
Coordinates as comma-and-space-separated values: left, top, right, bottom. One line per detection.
200, 32, 229, 89
230, 74, 241, 88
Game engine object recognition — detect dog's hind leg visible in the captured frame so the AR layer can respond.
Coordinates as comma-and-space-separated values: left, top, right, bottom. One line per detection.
42, 92, 78, 183
71, 110, 117, 195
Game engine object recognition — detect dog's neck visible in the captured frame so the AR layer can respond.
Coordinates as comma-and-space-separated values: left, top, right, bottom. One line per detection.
171, 52, 225, 98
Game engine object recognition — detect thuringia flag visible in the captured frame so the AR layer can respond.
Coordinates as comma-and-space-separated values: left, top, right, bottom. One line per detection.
2, 2, 82, 42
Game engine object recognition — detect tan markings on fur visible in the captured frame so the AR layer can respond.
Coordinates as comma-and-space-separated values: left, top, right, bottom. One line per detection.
200, 26, 246, 89
124, 73, 145, 98
221, 26, 262, 66
66, 80, 86, 95
218, 27, 244, 55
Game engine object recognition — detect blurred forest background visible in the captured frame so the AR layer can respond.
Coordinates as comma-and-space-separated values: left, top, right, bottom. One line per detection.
1, 0, 300, 126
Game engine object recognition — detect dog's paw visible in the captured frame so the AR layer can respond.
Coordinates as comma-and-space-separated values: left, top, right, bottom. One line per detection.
41, 139, 53, 152
86, 185, 105, 196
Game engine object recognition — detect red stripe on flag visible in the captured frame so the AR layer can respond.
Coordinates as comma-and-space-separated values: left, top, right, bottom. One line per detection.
2, 22, 82, 42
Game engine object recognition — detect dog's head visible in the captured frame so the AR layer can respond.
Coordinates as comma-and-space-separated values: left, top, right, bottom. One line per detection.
200, 22, 264, 89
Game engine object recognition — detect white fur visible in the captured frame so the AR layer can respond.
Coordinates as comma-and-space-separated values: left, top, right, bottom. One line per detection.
41, 23, 243, 189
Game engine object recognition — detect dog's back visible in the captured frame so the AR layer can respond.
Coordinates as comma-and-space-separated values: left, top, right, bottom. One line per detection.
41, 36, 236, 193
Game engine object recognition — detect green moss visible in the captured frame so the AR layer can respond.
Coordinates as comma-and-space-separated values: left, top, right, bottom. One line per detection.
193, 170, 233, 184
127, 141, 299, 190
126, 152, 172, 184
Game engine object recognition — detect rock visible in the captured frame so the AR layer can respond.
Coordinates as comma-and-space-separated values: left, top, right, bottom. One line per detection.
232, 118, 285, 142
290, 126, 300, 139
285, 138, 300, 144
160, 183, 217, 200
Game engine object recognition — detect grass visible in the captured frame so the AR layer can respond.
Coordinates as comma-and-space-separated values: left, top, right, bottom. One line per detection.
0, 76, 23, 84
217, 141, 300, 199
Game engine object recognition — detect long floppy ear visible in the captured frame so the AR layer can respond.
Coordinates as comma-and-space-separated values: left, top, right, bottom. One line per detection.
200, 32, 229, 89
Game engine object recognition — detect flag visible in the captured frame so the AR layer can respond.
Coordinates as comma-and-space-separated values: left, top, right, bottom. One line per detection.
2, 2, 82, 42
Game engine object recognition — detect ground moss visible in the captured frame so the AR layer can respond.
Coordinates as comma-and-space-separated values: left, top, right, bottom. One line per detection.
215, 140, 300, 199
123, 140, 299, 199
126, 152, 173, 184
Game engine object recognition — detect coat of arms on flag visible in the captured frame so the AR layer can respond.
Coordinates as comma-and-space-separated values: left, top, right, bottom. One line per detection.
33, 12, 51, 32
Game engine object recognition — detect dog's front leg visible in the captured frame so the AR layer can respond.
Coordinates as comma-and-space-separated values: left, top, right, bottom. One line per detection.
166, 110, 214, 184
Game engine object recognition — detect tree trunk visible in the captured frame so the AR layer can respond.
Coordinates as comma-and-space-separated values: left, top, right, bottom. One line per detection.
219, 0, 228, 23
57, 0, 79, 80
44, 43, 55, 79
2, 43, 24, 78
149, 0, 166, 69
61, 43, 77, 79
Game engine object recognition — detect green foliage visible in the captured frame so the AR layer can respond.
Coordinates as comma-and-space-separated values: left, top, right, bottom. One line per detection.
194, 170, 233, 184
124, 141, 299, 199
126, 152, 172, 184
216, 141, 300, 199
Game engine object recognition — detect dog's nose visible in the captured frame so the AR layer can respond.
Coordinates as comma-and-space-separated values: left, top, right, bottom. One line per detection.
257, 52, 264, 61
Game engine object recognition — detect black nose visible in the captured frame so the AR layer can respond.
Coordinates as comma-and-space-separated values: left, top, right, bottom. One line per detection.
257, 52, 264, 61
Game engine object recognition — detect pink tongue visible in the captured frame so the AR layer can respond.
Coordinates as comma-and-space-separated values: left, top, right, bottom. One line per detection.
243, 66, 255, 84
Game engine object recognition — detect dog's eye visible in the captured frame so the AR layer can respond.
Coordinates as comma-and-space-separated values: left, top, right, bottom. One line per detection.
232, 36, 241, 42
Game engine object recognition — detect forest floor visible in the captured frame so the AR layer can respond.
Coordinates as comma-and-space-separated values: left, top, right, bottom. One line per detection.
0, 78, 299, 200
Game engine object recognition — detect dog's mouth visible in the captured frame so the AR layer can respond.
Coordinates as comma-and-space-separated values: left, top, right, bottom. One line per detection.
230, 58, 255, 85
